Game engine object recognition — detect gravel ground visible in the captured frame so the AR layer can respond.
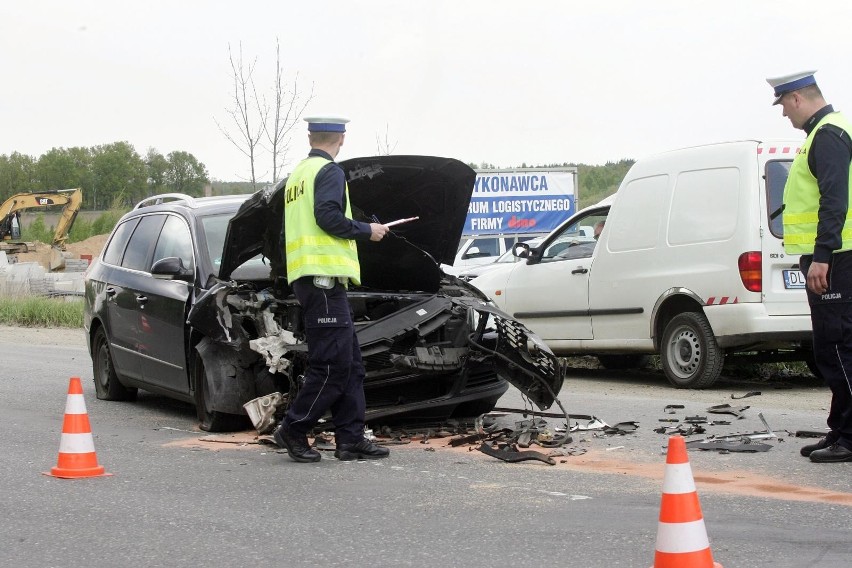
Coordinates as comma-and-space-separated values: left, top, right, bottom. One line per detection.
0, 325, 86, 348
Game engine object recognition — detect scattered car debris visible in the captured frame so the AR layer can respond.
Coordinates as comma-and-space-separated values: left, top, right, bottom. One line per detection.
449, 432, 489, 447
654, 424, 706, 436
757, 413, 778, 439
603, 421, 639, 435
243, 392, 286, 434
706, 404, 750, 419
570, 416, 609, 431
491, 407, 574, 419
731, 391, 761, 400
478, 442, 556, 465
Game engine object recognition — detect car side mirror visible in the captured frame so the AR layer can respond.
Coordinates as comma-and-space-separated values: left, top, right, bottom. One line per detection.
152, 257, 193, 282
513, 242, 531, 259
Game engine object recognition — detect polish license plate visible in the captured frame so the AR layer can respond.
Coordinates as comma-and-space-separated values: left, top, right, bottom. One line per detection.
783, 269, 806, 289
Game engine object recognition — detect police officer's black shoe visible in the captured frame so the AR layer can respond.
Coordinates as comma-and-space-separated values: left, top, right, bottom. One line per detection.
800, 436, 834, 457
274, 425, 321, 463
809, 443, 852, 463
334, 439, 390, 461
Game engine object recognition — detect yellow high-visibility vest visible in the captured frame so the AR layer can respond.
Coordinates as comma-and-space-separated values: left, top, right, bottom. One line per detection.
283, 156, 361, 284
783, 112, 852, 254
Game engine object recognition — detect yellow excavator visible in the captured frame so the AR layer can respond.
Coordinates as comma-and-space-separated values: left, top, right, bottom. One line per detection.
0, 188, 83, 270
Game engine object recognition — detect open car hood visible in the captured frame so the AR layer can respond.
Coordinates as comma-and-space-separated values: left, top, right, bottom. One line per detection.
218, 155, 476, 292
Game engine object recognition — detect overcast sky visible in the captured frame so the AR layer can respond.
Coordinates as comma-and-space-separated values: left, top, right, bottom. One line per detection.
3, 1, 852, 182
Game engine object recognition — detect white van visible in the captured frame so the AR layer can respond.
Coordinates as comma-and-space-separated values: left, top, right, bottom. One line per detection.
471, 139, 813, 388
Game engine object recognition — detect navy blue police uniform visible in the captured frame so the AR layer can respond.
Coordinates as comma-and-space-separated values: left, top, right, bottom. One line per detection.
282, 148, 371, 446
796, 104, 852, 454
274, 115, 390, 463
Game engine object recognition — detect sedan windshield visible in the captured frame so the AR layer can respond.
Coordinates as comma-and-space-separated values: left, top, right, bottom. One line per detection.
201, 213, 235, 276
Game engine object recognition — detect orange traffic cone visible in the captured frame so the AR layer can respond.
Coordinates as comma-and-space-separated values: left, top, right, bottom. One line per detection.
43, 377, 111, 479
651, 435, 722, 568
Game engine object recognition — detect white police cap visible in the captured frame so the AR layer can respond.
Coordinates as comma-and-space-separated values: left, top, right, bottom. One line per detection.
766, 70, 817, 105
304, 116, 350, 132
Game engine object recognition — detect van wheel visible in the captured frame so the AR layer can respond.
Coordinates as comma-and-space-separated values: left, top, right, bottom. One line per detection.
92, 327, 137, 401
597, 354, 650, 370
193, 350, 248, 432
660, 312, 724, 388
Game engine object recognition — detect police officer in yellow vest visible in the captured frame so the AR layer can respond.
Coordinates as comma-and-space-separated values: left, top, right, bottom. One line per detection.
273, 115, 391, 463
770, 70, 852, 463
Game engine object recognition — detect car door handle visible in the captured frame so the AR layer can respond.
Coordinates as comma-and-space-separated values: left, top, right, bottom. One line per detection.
571, 267, 588, 274
105, 286, 116, 297
135, 294, 148, 305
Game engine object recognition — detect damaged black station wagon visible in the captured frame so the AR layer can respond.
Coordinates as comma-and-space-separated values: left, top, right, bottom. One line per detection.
84, 156, 565, 432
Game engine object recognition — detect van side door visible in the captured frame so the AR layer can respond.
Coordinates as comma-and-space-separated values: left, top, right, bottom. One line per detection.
500, 216, 603, 341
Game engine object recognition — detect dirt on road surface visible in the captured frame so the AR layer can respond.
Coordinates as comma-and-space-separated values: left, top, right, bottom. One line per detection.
6, 324, 845, 506
0, 325, 86, 348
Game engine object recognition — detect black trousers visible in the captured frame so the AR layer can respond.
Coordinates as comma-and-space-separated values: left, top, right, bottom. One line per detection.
803, 253, 852, 450
282, 276, 366, 445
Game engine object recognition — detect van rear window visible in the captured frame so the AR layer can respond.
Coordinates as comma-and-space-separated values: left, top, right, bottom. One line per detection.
765, 160, 792, 238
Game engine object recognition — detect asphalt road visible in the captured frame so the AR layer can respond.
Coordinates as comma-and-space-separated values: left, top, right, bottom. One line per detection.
2, 326, 851, 567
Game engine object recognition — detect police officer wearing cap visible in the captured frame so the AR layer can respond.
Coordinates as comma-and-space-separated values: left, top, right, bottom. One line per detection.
768, 70, 852, 463
273, 116, 391, 463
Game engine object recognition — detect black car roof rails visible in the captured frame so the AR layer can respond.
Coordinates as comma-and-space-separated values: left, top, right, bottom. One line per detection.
134, 193, 196, 209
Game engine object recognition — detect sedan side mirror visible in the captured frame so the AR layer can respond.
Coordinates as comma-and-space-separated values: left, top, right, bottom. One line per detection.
513, 242, 531, 259
152, 257, 194, 282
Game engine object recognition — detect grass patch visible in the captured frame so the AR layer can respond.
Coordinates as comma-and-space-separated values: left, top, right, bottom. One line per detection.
0, 296, 83, 327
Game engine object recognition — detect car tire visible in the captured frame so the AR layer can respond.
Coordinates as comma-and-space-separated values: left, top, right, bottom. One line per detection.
192, 349, 248, 432
92, 327, 138, 401
597, 354, 650, 370
660, 312, 724, 388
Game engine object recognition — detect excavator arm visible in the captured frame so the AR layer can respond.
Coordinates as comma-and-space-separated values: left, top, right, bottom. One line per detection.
0, 188, 83, 246
0, 188, 83, 269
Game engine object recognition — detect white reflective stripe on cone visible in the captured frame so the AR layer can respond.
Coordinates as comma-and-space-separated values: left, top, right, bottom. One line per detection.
58, 432, 96, 454
654, 519, 711, 553
661, 462, 696, 494
64, 394, 88, 415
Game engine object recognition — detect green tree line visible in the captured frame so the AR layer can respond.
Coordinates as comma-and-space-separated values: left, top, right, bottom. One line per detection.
0, 142, 210, 210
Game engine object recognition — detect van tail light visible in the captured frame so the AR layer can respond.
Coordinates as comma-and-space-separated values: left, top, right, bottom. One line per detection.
738, 251, 762, 292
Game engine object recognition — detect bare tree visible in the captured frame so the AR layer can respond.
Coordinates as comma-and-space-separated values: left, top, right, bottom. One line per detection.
375, 124, 398, 155
217, 40, 314, 188
216, 42, 268, 189
265, 39, 313, 183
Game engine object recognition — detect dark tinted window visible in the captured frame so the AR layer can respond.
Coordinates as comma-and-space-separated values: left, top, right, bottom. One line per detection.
122, 215, 166, 271
102, 218, 139, 266
153, 215, 194, 272
766, 160, 792, 238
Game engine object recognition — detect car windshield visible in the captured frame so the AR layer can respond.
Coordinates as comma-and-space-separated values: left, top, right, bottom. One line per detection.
200, 213, 234, 276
